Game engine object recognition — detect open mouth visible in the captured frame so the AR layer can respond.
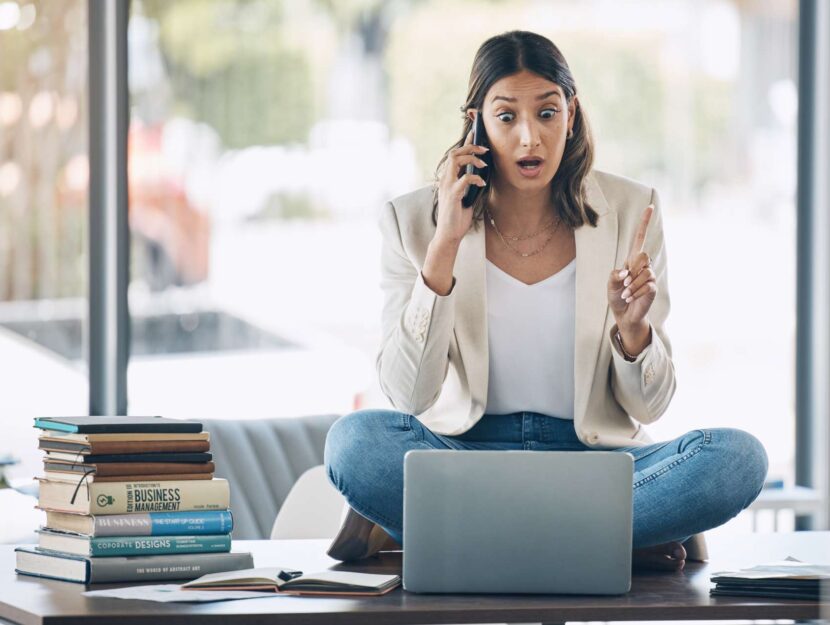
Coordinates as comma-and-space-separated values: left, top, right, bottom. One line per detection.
517, 158, 543, 170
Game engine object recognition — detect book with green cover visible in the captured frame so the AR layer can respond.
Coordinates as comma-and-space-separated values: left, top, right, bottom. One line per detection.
37, 528, 231, 557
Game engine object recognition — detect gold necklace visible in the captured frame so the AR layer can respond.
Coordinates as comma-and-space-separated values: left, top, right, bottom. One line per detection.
484, 207, 557, 241
485, 208, 562, 258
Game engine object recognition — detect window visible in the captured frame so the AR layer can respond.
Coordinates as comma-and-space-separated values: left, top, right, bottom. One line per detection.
125, 0, 797, 532
0, 0, 88, 494
126, 0, 378, 419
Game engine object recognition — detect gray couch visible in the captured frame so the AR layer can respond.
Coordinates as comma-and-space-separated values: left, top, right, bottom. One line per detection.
204, 415, 339, 539
204, 414, 707, 561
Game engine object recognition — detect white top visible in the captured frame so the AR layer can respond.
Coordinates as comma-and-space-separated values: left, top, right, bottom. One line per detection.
484, 257, 576, 419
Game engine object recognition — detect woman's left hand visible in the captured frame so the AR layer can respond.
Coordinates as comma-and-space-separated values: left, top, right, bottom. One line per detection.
607, 204, 657, 329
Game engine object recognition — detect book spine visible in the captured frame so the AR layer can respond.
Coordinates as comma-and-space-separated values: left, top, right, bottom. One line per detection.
34, 419, 78, 433
91, 479, 230, 514
34, 418, 202, 434
94, 510, 233, 536
87, 534, 231, 557
49, 452, 213, 463
80, 422, 202, 433
42, 471, 213, 484
49, 462, 216, 477
90, 441, 211, 454
88, 551, 254, 583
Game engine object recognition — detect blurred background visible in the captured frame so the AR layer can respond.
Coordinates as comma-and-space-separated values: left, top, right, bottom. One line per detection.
0, 0, 803, 541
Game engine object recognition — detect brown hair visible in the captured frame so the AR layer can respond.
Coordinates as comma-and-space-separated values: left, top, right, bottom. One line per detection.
432, 30, 598, 231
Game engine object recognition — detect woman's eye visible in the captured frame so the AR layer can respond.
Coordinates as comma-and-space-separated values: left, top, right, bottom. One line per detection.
496, 109, 559, 122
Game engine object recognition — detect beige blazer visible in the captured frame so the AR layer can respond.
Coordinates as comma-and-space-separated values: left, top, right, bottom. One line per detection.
374, 168, 709, 559
376, 169, 676, 447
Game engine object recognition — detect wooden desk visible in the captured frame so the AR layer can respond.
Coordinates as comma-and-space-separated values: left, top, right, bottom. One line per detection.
1, 532, 828, 625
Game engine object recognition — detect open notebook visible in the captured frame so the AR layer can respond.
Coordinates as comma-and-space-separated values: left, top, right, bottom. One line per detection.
182, 567, 401, 596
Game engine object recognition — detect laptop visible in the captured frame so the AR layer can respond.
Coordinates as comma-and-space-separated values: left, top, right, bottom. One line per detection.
402, 449, 633, 595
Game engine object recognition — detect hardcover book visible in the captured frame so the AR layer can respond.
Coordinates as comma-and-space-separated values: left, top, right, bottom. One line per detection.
37, 529, 231, 557
39, 438, 211, 454
44, 509, 234, 537
37, 478, 230, 514
15, 547, 253, 584
43, 461, 215, 476
42, 471, 213, 483
44, 452, 212, 464
40, 432, 210, 443
35, 416, 203, 434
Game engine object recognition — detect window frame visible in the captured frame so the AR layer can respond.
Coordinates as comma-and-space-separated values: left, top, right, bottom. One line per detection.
87, 0, 129, 415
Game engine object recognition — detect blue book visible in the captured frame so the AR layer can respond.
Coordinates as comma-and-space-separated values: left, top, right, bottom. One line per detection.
44, 509, 233, 536
37, 529, 231, 557
34, 416, 202, 434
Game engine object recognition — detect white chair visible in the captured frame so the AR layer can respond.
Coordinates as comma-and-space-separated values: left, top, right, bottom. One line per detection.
270, 465, 347, 539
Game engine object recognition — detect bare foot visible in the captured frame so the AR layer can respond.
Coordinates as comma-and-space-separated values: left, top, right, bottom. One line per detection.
379, 533, 401, 552
632, 541, 686, 572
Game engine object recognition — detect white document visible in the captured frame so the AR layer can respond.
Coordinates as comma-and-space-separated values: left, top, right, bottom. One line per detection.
83, 584, 281, 603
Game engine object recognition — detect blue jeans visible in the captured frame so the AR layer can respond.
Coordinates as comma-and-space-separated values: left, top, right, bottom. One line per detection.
324, 410, 769, 548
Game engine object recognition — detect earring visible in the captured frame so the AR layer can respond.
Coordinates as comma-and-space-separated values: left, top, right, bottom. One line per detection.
567, 129, 574, 139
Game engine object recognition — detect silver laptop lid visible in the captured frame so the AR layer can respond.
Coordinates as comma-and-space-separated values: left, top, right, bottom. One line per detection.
403, 449, 633, 595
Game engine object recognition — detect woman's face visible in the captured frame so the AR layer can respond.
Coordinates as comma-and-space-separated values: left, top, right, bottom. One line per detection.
473, 69, 576, 193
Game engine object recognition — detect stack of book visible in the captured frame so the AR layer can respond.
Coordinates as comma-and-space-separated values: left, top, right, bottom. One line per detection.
710, 556, 830, 600
15, 416, 253, 584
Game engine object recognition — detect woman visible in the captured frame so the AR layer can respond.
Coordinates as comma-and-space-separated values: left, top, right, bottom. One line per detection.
324, 30, 768, 572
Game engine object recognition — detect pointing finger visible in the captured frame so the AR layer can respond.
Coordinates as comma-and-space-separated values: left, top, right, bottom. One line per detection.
628, 204, 654, 266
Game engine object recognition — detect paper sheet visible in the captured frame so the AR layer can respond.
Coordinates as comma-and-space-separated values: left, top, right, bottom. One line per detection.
83, 584, 281, 603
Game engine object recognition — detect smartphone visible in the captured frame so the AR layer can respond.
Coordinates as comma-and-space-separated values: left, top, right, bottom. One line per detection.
462, 111, 490, 208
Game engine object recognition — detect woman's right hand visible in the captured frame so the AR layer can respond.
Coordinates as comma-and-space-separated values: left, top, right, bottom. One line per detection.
434, 128, 489, 246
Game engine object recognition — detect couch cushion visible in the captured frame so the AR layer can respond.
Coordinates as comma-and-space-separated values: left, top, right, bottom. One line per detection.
203, 415, 339, 539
